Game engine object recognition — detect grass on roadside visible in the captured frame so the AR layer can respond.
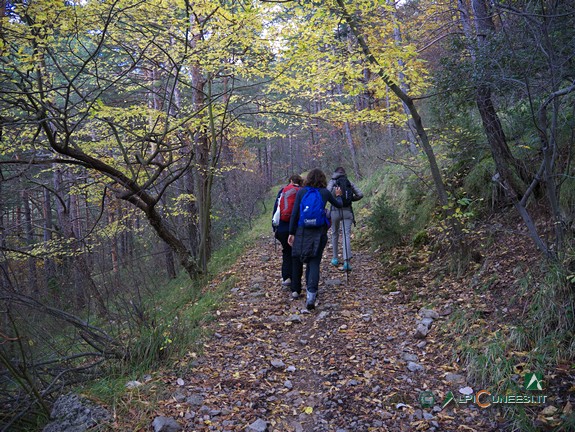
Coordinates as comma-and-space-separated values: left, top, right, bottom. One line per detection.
444, 259, 575, 430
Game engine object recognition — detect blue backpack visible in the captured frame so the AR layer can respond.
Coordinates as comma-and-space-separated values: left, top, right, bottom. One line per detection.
298, 187, 327, 227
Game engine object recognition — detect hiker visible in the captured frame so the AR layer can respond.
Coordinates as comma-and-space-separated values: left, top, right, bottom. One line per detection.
288, 168, 343, 310
272, 174, 304, 287
327, 167, 363, 271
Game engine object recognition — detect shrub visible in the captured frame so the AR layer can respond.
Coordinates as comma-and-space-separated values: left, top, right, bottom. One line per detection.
412, 230, 430, 248
366, 194, 405, 250
463, 157, 496, 213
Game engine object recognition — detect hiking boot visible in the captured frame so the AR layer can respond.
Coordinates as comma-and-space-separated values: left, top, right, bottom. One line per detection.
306, 292, 317, 310
282, 278, 292, 287
330, 258, 339, 266
343, 262, 352, 272
291, 291, 300, 300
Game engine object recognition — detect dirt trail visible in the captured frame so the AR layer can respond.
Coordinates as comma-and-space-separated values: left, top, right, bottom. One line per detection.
152, 235, 499, 431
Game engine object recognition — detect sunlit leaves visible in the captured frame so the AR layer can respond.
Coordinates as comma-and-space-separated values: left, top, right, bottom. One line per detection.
1, 0, 277, 173
259, 0, 429, 131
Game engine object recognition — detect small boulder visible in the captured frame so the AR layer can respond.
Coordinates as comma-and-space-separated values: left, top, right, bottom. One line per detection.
445, 373, 466, 384
402, 352, 418, 362
247, 418, 268, 432
414, 324, 429, 339
420, 317, 434, 328
407, 362, 424, 373
43, 393, 111, 432
152, 416, 182, 432
271, 359, 285, 368
419, 308, 439, 319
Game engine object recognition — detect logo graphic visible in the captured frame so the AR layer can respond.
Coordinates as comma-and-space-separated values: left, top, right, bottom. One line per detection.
419, 391, 435, 408
442, 391, 455, 409
524, 373, 544, 391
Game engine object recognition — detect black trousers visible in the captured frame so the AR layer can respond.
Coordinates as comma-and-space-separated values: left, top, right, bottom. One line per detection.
275, 231, 292, 281
291, 233, 327, 295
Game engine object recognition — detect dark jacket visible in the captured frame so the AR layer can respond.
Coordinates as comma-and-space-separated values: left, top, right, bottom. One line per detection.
289, 187, 343, 261
326, 172, 364, 210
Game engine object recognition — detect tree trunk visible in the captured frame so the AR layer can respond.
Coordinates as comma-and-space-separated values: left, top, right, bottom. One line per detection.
475, 84, 525, 196
289, 132, 294, 174
53, 169, 108, 314
460, 0, 527, 195
108, 208, 119, 273
344, 121, 361, 179
391, 6, 418, 155
266, 140, 273, 185
42, 186, 56, 292
22, 190, 38, 297
385, 90, 394, 154
164, 243, 177, 279
334, 0, 465, 247
133, 199, 200, 277
0, 179, 10, 291
183, 171, 199, 253
537, 100, 565, 255
458, 0, 550, 255
122, 207, 135, 264
263, 140, 269, 184
53, 169, 83, 309
193, 122, 211, 273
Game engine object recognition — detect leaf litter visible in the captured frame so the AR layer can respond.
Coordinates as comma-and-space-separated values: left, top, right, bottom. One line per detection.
117, 218, 574, 431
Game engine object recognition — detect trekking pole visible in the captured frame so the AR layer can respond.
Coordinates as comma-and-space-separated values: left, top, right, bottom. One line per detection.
340, 207, 350, 285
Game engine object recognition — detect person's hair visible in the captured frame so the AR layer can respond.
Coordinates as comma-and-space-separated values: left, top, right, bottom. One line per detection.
289, 174, 303, 186
305, 168, 327, 188
334, 166, 346, 174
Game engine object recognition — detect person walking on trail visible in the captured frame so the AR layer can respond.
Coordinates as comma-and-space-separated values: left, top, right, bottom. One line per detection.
272, 174, 304, 288
327, 167, 364, 272
288, 169, 343, 310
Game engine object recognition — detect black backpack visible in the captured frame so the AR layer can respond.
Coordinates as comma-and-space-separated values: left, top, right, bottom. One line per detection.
335, 176, 354, 207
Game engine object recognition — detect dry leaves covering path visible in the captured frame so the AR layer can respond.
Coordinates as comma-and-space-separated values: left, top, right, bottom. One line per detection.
150, 235, 502, 432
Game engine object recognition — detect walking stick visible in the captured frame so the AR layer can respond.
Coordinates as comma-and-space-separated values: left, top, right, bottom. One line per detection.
340, 207, 350, 285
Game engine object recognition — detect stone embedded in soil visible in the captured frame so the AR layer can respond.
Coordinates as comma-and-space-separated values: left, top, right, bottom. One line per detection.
420, 317, 434, 328
186, 394, 204, 406
407, 361, 424, 372
152, 416, 182, 432
271, 359, 285, 368
419, 308, 439, 319
247, 418, 268, 432
402, 352, 418, 362
445, 373, 466, 384
414, 323, 429, 339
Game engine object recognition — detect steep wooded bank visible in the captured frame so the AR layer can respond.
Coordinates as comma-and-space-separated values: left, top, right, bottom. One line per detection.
1, 0, 574, 430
